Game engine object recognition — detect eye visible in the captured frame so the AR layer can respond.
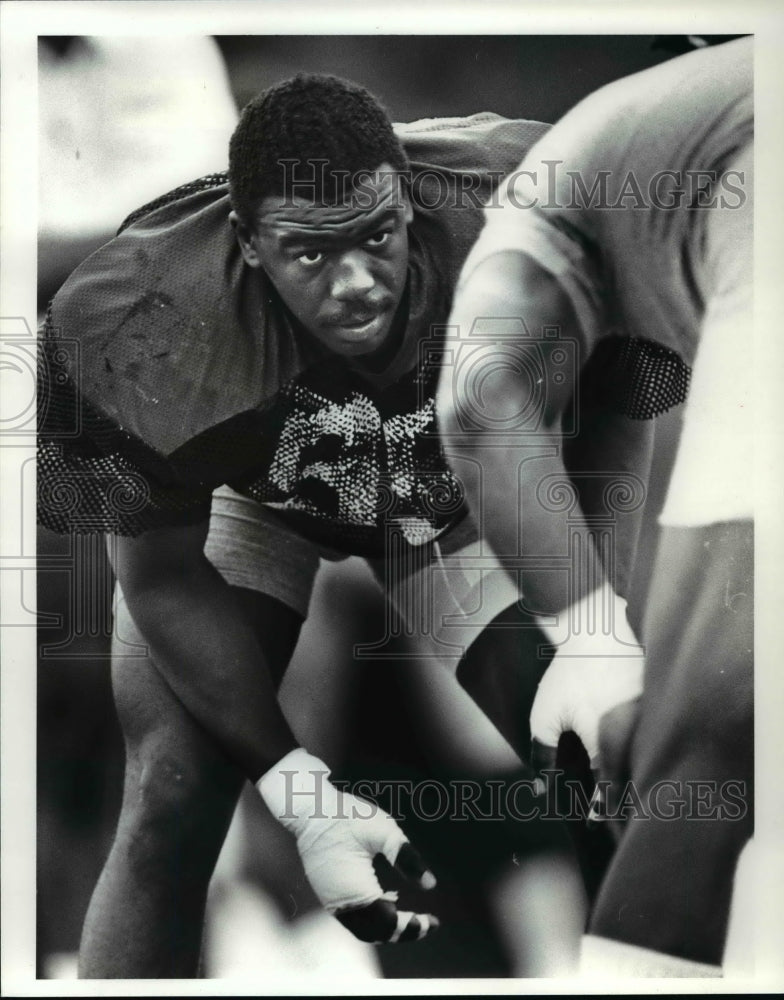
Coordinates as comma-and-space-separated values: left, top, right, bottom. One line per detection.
364, 230, 390, 248
296, 250, 324, 266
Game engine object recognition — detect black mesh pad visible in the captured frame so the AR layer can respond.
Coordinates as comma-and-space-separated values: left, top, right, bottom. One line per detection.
581, 336, 690, 421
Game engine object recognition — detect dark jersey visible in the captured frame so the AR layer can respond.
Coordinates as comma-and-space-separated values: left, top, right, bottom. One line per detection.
38, 114, 551, 554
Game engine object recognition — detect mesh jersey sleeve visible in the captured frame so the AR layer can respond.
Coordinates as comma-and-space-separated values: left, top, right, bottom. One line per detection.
38, 308, 214, 536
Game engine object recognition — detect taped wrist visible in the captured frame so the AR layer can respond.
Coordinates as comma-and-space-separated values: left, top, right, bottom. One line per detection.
535, 587, 640, 652
256, 748, 334, 838
529, 587, 644, 764
257, 748, 408, 914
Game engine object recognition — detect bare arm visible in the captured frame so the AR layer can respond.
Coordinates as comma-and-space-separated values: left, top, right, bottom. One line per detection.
437, 250, 611, 615
438, 251, 647, 777
109, 519, 298, 781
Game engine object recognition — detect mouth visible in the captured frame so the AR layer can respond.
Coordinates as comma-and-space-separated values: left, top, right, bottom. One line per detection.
330, 309, 389, 339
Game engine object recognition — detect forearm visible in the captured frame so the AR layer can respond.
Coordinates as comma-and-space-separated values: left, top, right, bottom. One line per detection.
444, 418, 609, 616
442, 390, 651, 615
112, 539, 297, 781
438, 250, 650, 614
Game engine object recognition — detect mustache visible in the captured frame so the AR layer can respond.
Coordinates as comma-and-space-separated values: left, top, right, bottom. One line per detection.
324, 299, 392, 326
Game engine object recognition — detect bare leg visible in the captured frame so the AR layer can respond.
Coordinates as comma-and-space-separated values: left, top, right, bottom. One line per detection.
79, 587, 302, 978
589, 522, 753, 964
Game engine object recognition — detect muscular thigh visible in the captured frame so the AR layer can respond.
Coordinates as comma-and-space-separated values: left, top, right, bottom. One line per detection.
109, 590, 242, 838
113, 487, 318, 743
110, 496, 313, 793
111, 585, 303, 767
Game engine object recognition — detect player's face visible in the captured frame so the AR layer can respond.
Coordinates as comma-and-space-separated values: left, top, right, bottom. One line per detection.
241, 164, 413, 358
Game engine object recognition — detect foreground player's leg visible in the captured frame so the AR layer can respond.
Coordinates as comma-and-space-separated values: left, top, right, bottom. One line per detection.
79, 587, 303, 978
456, 602, 551, 761
588, 521, 753, 968
377, 533, 595, 972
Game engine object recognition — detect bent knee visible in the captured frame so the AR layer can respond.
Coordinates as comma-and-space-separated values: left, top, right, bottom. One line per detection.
118, 748, 241, 873
124, 737, 241, 822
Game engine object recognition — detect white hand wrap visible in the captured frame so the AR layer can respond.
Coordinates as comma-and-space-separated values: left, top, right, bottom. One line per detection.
257, 749, 408, 914
530, 588, 644, 764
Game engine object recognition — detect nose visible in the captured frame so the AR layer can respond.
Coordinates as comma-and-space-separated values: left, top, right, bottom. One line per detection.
330, 250, 375, 301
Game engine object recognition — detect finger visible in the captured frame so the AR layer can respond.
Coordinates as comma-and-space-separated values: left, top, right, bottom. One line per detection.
388, 910, 440, 943
587, 782, 606, 825
335, 898, 440, 944
583, 763, 604, 824
598, 696, 642, 833
393, 840, 437, 890
336, 897, 397, 943
530, 736, 559, 792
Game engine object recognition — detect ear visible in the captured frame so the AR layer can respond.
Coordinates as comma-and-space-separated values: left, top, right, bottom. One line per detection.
399, 181, 414, 226
403, 193, 414, 226
229, 210, 263, 269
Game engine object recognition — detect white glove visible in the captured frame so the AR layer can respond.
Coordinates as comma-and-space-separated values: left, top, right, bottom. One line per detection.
257, 748, 439, 943
530, 588, 644, 770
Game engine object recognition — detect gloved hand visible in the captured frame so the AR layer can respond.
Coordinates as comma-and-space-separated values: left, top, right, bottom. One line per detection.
257, 748, 439, 943
529, 588, 644, 785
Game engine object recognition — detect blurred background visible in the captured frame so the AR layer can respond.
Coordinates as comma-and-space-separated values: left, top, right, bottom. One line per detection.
37, 33, 709, 981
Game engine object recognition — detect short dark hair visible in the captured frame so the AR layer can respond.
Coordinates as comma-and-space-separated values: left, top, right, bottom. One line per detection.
228, 74, 410, 223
